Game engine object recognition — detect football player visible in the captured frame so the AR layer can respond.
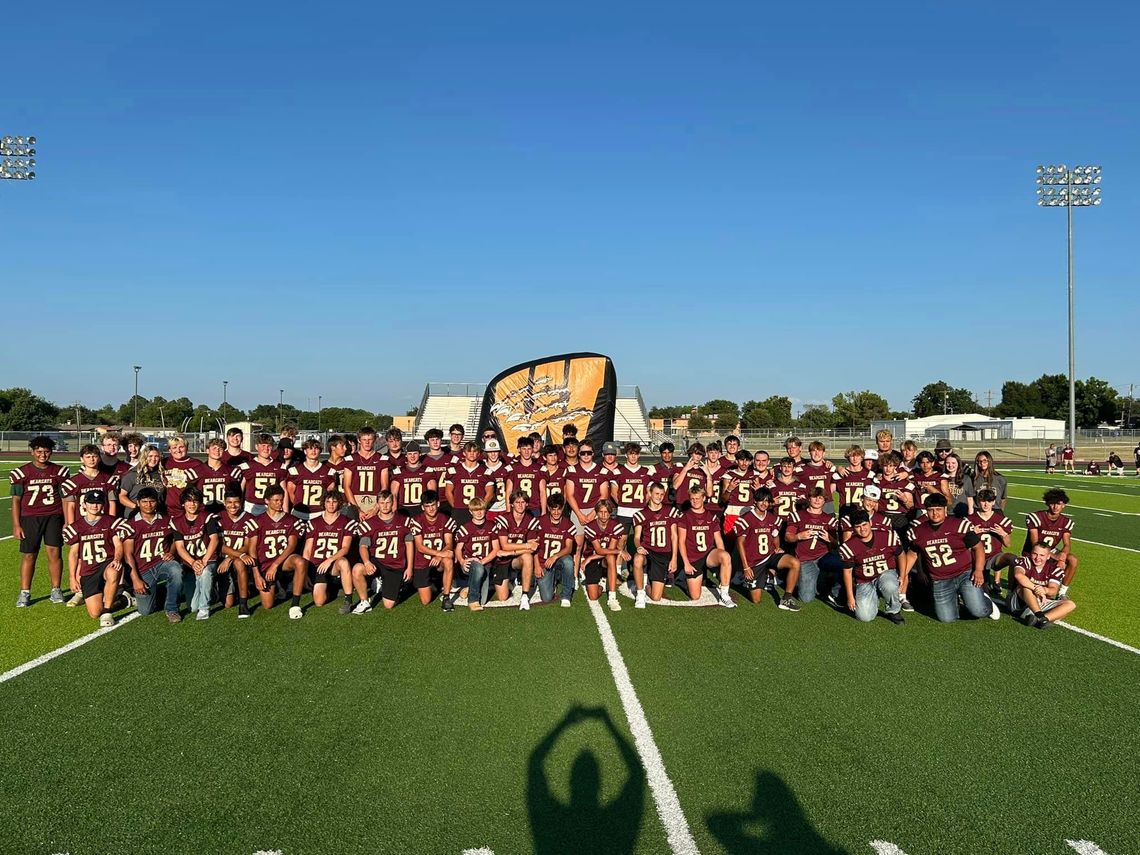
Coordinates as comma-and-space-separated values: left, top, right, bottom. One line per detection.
732, 487, 800, 609
609, 442, 653, 541
720, 449, 757, 533
300, 489, 354, 613
493, 490, 540, 610
445, 441, 494, 526
631, 482, 680, 608
1022, 488, 1079, 596
122, 487, 184, 622
672, 443, 711, 512
538, 444, 567, 515
410, 490, 456, 609
839, 510, 905, 624
97, 433, 130, 480
237, 434, 289, 517
63, 490, 128, 626
1008, 543, 1077, 628
247, 485, 307, 617
768, 456, 807, 522
223, 427, 253, 468
797, 441, 837, 513
505, 437, 544, 517
215, 485, 258, 618
563, 440, 608, 528
909, 494, 999, 623
676, 485, 735, 606
453, 496, 503, 610
533, 492, 577, 606
169, 487, 219, 621
342, 426, 386, 521
162, 435, 203, 520
831, 445, 876, 517
286, 438, 337, 520
351, 490, 414, 613
61, 444, 119, 525
448, 424, 466, 455
199, 438, 239, 515
966, 487, 1014, 598
785, 486, 840, 606
580, 498, 628, 611
480, 439, 509, 517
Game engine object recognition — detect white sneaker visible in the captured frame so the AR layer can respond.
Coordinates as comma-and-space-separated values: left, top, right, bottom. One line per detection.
561, 598, 572, 608
288, 605, 303, 620
352, 600, 372, 615
635, 590, 647, 609
608, 595, 621, 612
67, 592, 84, 608
49, 587, 65, 604
196, 608, 210, 621
989, 600, 1001, 621
519, 594, 531, 612
99, 612, 114, 628
719, 588, 737, 608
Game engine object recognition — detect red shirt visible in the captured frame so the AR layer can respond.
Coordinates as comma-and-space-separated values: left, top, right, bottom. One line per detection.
223, 449, 253, 468
673, 465, 709, 508
61, 470, 119, 504
421, 452, 457, 491
787, 509, 838, 561
218, 511, 258, 556
506, 459, 545, 512
446, 462, 491, 510
678, 507, 720, 560
733, 509, 784, 566
767, 477, 807, 519
169, 512, 220, 562
877, 474, 916, 517
410, 513, 457, 569
125, 513, 170, 573
534, 513, 574, 562
63, 514, 129, 575
582, 518, 625, 562
10, 462, 70, 517
1022, 511, 1074, 555
633, 504, 679, 554
721, 468, 757, 514
481, 462, 509, 512
839, 529, 901, 582
908, 517, 979, 581
493, 511, 539, 547
840, 510, 893, 534
1014, 554, 1065, 587
287, 462, 337, 516
539, 464, 567, 499
357, 514, 412, 571
796, 461, 835, 500
564, 463, 606, 511
832, 469, 877, 508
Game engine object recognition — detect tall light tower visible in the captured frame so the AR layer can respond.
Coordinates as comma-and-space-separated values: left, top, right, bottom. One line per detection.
222, 380, 229, 424
278, 389, 284, 433
0, 135, 36, 182
133, 365, 142, 426
1036, 164, 1102, 449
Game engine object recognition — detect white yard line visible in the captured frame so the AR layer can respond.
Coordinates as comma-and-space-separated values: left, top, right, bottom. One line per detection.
0, 612, 141, 685
1067, 840, 1116, 855
1056, 623, 1140, 656
1010, 525, 1140, 555
588, 597, 700, 854
1004, 496, 1140, 516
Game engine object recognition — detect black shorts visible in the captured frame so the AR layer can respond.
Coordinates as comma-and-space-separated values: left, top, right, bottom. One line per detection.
309, 560, 341, 585
489, 560, 511, 586
644, 551, 671, 584
685, 556, 709, 579
412, 566, 433, 590
79, 565, 110, 598
20, 514, 63, 553
743, 554, 783, 589
379, 566, 406, 601
582, 557, 607, 586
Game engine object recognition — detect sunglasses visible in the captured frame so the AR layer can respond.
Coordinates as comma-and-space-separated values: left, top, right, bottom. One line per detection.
579, 450, 594, 455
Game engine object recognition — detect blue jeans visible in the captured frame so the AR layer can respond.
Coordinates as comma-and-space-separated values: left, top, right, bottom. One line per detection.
931, 570, 993, 623
799, 553, 841, 604
465, 561, 490, 606
534, 555, 574, 603
182, 561, 217, 612
136, 560, 185, 615
855, 571, 900, 622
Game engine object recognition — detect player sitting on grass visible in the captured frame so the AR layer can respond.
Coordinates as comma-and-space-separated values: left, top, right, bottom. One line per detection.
1022, 488, 1079, 598
61, 444, 119, 526
411, 490, 457, 610
123, 487, 185, 622
216, 485, 258, 619
494, 490, 540, 610
169, 487, 220, 621
351, 490, 414, 614
12, 435, 70, 608
909, 494, 999, 623
1008, 543, 1077, 629
631, 482, 680, 608
580, 498, 628, 611
248, 485, 307, 618
300, 489, 354, 614
839, 510, 905, 624
966, 488, 1014, 598
1084, 460, 1101, 476
676, 484, 735, 607
732, 486, 801, 610
786, 486, 839, 606
454, 497, 503, 611
63, 490, 128, 627
533, 492, 577, 607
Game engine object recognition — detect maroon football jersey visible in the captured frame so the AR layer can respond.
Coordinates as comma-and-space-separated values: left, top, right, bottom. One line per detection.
198, 463, 239, 511
223, 448, 253, 468
733, 509, 783, 567
908, 516, 979, 581
421, 452, 457, 489
720, 468, 759, 513
344, 452, 386, 502
832, 469, 877, 508
1022, 510, 1074, 554
63, 514, 129, 575
796, 460, 835, 501
61, 470, 119, 504
967, 510, 1013, 558
673, 464, 710, 508
678, 507, 720, 560
705, 459, 732, 507
125, 513, 170, 573
582, 517, 625, 563
539, 464, 568, 499
238, 458, 288, 508
493, 511, 539, 547
506, 459, 545, 512
840, 510, 893, 534
534, 512, 574, 562
218, 511, 258, 556
787, 509, 838, 561
652, 460, 683, 489
911, 469, 943, 504
839, 528, 900, 582
326, 457, 351, 491
169, 512, 220, 562
564, 463, 607, 511
286, 462, 337, 516
481, 462, 509, 512
1014, 554, 1065, 587
446, 462, 492, 510
610, 465, 653, 513
357, 513, 412, 570
877, 473, 916, 517
410, 512, 457, 569
10, 462, 70, 518
633, 504, 679, 554
252, 512, 301, 565
304, 513, 352, 562
455, 517, 498, 564
767, 477, 807, 519
163, 456, 203, 518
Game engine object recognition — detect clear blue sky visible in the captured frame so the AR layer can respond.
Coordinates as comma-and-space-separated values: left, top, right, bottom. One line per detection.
4, 1, 1138, 416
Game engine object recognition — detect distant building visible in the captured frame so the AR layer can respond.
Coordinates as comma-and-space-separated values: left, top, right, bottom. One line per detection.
872, 413, 1065, 441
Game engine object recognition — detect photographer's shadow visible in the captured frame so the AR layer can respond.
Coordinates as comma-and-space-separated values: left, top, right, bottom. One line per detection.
527, 705, 646, 854
708, 770, 850, 854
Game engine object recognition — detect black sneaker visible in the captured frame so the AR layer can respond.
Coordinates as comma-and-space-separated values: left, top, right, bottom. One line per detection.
899, 597, 915, 613
885, 612, 905, 625
987, 582, 1002, 598
237, 602, 250, 620
777, 595, 800, 612
442, 595, 455, 613
1033, 612, 1051, 629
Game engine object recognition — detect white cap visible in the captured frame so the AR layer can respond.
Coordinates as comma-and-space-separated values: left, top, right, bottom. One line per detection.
863, 484, 882, 500
483, 439, 501, 452
864, 449, 879, 461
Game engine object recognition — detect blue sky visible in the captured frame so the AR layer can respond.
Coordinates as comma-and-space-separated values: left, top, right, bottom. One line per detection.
4, 1, 1138, 416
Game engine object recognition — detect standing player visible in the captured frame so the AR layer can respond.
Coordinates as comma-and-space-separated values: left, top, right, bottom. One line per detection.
342, 426, 386, 521
1061, 442, 1075, 474
1008, 543, 1077, 628
797, 441, 837, 513
454, 497, 503, 610
122, 487, 184, 622
768, 457, 807, 522
563, 440, 608, 528
480, 439, 509, 518
784, 437, 805, 467
580, 499, 628, 611
223, 427, 253, 468
672, 443, 711, 512
533, 492, 577, 606
300, 490, 354, 613
538, 444, 567, 514
63, 490, 128, 626
653, 441, 681, 505
422, 429, 457, 509
733, 486, 800, 609
785, 487, 840, 606
61, 444, 120, 525
598, 442, 622, 485
505, 437, 544, 517
248, 485, 307, 617
1022, 489, 1079, 597
410, 490, 456, 609
832, 445, 876, 517
286, 438, 338, 520
909, 494, 999, 623
494, 490, 540, 610
216, 485, 259, 618
720, 449, 757, 533
676, 485, 735, 606
97, 433, 131, 481
911, 452, 944, 507
839, 510, 905, 624
445, 441, 494, 526
11, 436, 70, 607
169, 487, 220, 621
966, 487, 1014, 597
609, 442, 653, 540
876, 453, 916, 533
199, 438, 239, 515
351, 490, 414, 613
1045, 443, 1058, 474
1134, 440, 1140, 477
325, 435, 350, 491
631, 482, 680, 608
237, 434, 289, 517
448, 424, 466, 456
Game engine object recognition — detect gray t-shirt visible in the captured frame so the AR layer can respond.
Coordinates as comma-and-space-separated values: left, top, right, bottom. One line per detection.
962, 471, 1007, 509
118, 467, 167, 506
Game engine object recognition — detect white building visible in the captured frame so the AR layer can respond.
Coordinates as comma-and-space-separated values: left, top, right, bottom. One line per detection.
872, 413, 1066, 441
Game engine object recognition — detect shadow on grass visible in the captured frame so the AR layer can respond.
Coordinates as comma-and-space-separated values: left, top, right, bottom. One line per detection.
707, 770, 850, 854
527, 705, 645, 854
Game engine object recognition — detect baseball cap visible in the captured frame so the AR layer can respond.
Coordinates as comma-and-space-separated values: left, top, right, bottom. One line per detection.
404, 440, 422, 454
863, 484, 882, 500
602, 442, 619, 455
483, 439, 501, 452
935, 439, 952, 451
83, 490, 107, 504
864, 449, 879, 461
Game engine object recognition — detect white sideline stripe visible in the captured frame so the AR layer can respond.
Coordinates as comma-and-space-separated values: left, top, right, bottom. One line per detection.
588, 598, 700, 854
0, 535, 11, 542
870, 842, 911, 855
1010, 525, 1140, 555
1005, 496, 1140, 516
1067, 840, 1114, 855
1057, 622, 1140, 656
0, 612, 141, 685
462, 849, 496, 855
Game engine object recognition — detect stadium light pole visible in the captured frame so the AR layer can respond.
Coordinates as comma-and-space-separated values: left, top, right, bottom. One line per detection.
318, 395, 322, 432
0, 135, 37, 182
133, 365, 142, 427
1036, 164, 1102, 449
222, 380, 229, 424
278, 389, 284, 433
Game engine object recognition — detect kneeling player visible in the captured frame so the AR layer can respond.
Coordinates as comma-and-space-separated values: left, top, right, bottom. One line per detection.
351, 490, 414, 613
966, 487, 1014, 597
676, 485, 735, 606
216, 486, 258, 618
454, 497, 503, 610
785, 487, 840, 605
909, 494, 998, 623
301, 490, 354, 614
732, 487, 800, 610
493, 490, 540, 610
1008, 543, 1077, 629
631, 482, 679, 608
411, 490, 457, 610
248, 485, 307, 617
839, 510, 904, 624
1023, 489, 1079, 597
63, 491, 128, 626
581, 499, 628, 611
533, 492, 576, 606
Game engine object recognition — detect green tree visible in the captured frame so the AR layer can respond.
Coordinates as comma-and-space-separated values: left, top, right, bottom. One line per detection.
741, 396, 792, 429
701, 399, 740, 426
831, 390, 891, 429
1075, 377, 1120, 427
0, 388, 58, 431
688, 413, 712, 431
795, 404, 839, 432
911, 381, 977, 418
648, 405, 693, 419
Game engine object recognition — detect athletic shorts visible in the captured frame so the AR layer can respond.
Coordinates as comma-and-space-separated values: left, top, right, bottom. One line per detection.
644, 551, 671, 584
309, 560, 341, 584
1007, 590, 1065, 616
412, 566, 434, 590
582, 557, 606, 586
684, 556, 710, 579
742, 554, 783, 589
490, 560, 512, 586
79, 564, 110, 598
379, 566, 406, 601
19, 514, 63, 553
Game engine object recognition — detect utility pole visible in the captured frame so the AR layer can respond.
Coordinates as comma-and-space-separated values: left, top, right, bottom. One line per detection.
985, 390, 994, 410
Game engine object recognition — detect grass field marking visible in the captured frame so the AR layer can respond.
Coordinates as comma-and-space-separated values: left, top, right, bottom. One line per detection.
1057, 622, 1140, 656
870, 843, 910, 855
0, 611, 141, 685
461, 848, 496, 855
1009, 524, 1140, 555
1067, 841, 1115, 855
587, 597, 700, 855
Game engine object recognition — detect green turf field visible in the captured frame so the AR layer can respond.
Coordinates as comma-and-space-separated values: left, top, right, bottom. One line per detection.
1, 465, 1137, 854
